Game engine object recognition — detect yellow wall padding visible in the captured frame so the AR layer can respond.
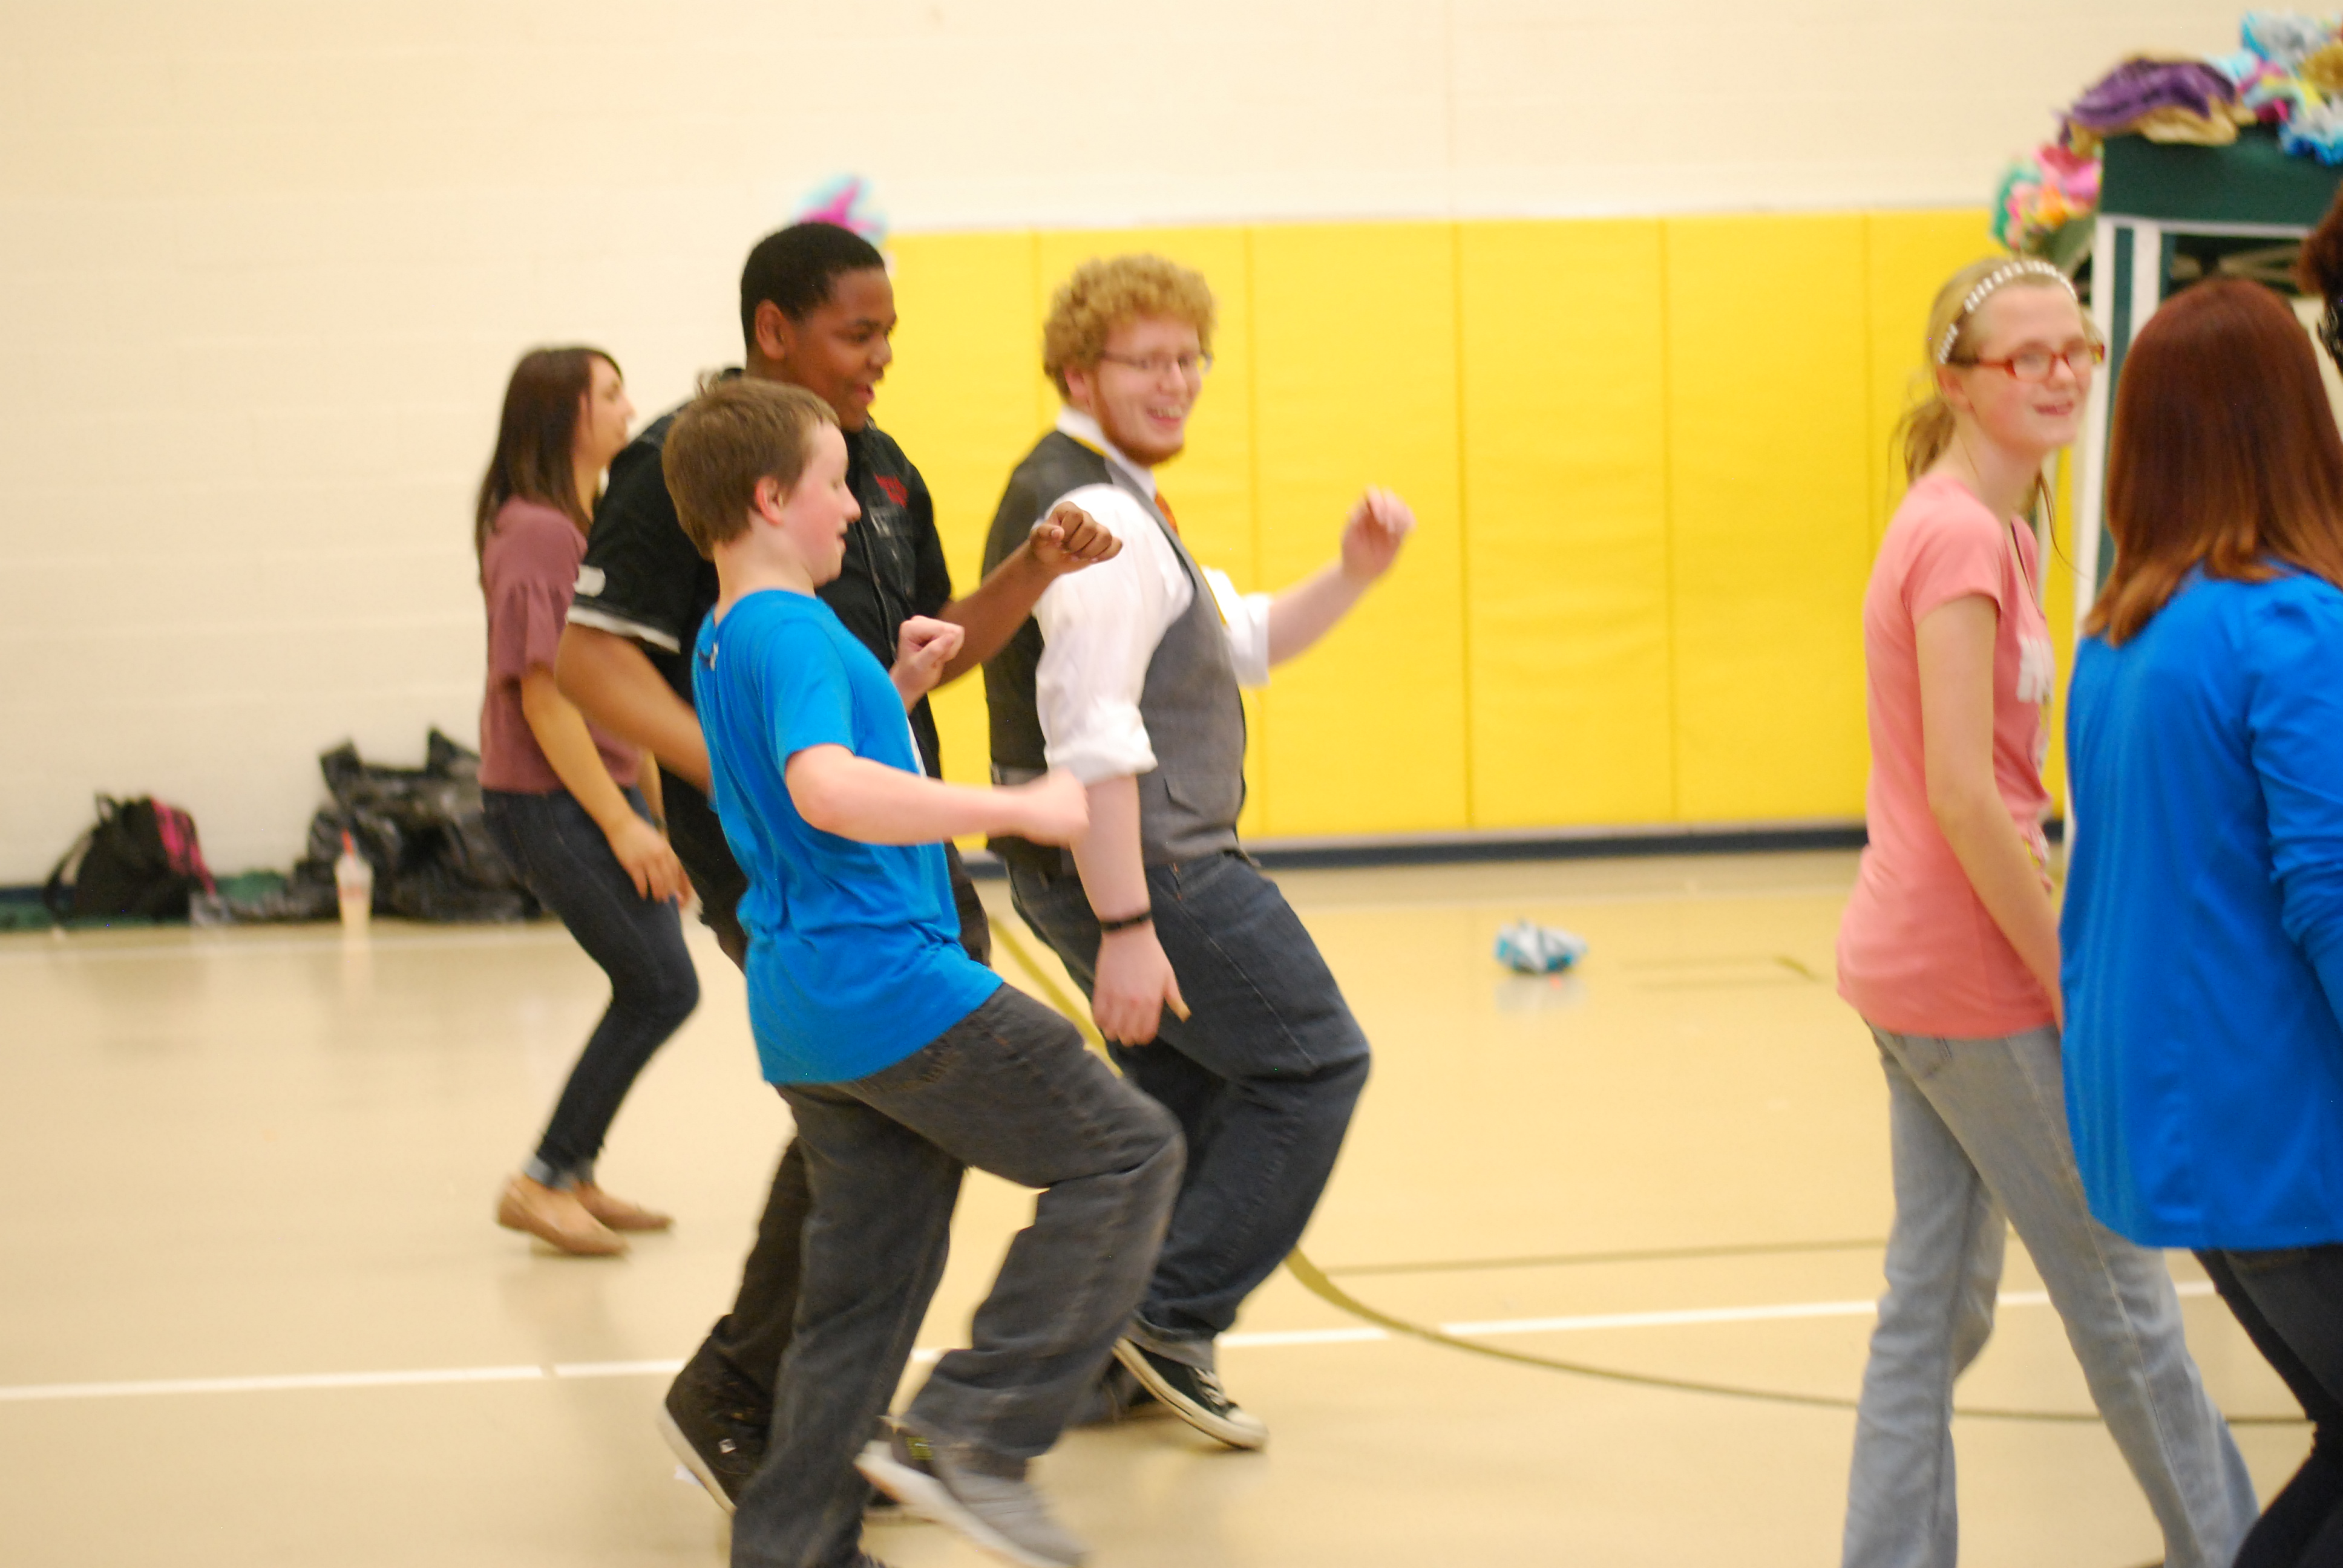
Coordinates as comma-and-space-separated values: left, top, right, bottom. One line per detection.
881, 230, 1044, 789
1665, 214, 1874, 822
880, 209, 2000, 840
1864, 211, 2004, 546
1248, 223, 1472, 836
2042, 460, 2077, 802
1458, 220, 1673, 828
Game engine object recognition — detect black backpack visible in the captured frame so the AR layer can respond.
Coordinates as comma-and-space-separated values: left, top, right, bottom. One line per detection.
43, 795, 217, 923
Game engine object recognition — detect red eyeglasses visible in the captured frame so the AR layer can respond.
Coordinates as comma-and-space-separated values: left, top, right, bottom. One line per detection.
1953, 342, 2108, 382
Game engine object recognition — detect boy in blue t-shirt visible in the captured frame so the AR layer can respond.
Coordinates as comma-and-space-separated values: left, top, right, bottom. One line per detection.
663, 376, 1181, 1568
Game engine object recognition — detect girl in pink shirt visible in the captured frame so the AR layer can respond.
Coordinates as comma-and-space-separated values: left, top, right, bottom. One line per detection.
476, 347, 699, 1258
1833, 262, 2253, 1568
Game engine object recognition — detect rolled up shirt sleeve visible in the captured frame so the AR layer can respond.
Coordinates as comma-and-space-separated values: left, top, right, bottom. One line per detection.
2250, 588, 2343, 1027
1033, 485, 1181, 783
1202, 566, 1272, 690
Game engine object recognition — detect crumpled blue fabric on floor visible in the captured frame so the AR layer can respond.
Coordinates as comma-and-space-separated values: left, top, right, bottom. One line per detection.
1493, 920, 1589, 975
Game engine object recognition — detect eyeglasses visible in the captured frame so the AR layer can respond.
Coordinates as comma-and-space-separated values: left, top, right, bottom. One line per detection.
1096, 350, 1214, 381
1953, 342, 2108, 382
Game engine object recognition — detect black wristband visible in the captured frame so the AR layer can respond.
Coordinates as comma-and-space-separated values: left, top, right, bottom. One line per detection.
1097, 909, 1153, 934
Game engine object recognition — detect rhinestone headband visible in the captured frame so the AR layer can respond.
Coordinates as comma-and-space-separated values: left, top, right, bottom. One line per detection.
1935, 260, 2079, 364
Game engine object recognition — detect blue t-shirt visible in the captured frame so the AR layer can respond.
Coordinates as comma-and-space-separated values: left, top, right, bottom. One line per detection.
2063, 569, 2343, 1249
692, 589, 1000, 1084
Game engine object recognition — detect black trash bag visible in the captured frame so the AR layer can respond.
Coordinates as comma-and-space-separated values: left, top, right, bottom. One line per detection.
188, 870, 306, 927
287, 729, 540, 924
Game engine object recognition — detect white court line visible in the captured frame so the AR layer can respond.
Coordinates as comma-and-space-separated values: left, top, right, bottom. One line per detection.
0, 1364, 548, 1402
0, 1283, 2220, 1405
1443, 1300, 1878, 1337
1438, 1281, 2214, 1341
1224, 1326, 1391, 1348
549, 1359, 685, 1380
0, 926, 579, 965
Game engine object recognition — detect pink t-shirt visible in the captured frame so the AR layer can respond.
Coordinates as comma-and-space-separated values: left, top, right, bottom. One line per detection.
477, 499, 640, 794
1837, 473, 2057, 1038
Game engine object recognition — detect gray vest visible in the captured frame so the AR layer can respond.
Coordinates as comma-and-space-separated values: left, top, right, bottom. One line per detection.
981, 431, 1248, 867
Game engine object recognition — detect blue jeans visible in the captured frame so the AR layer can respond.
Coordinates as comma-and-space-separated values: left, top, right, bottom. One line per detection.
482, 786, 699, 1186
1009, 849, 1371, 1351
732, 985, 1181, 1568
1843, 1023, 2255, 1568
2201, 1245, 2343, 1567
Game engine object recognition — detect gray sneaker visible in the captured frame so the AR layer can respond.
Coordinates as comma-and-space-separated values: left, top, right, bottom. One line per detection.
855, 1425, 1086, 1568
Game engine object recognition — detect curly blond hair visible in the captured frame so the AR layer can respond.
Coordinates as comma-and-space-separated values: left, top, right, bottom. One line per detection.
1042, 255, 1216, 395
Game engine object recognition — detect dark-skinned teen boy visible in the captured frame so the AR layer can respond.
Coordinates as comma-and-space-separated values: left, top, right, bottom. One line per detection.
553, 221, 1119, 1509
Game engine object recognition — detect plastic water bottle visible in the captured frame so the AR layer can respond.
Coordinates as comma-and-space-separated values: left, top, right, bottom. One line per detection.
335, 831, 373, 932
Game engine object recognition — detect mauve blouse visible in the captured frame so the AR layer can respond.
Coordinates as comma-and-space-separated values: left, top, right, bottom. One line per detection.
477, 498, 639, 794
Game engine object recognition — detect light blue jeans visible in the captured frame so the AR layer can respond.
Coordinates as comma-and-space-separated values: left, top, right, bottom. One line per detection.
1843, 1023, 2256, 1568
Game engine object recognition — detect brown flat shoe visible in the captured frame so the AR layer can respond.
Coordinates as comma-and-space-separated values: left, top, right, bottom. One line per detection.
574, 1182, 673, 1232
496, 1174, 626, 1256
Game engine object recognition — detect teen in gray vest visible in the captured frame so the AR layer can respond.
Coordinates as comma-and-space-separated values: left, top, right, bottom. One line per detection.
981, 254, 1414, 1448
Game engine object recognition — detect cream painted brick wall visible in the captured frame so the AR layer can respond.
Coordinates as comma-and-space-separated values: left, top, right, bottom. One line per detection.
0, 0, 2255, 879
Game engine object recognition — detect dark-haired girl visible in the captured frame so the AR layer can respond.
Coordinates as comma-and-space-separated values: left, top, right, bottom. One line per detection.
476, 346, 698, 1257
2065, 273, 2343, 1568
1835, 260, 2253, 1568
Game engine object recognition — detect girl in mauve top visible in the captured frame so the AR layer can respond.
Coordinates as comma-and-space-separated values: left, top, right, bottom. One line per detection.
1833, 260, 2253, 1568
476, 347, 698, 1258
2063, 273, 2343, 1568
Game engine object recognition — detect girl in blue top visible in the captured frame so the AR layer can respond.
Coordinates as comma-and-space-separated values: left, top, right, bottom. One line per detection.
2063, 274, 2343, 1568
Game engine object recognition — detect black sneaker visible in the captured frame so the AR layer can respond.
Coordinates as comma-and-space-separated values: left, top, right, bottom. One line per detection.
659, 1338, 768, 1515
1068, 1357, 1164, 1426
660, 1339, 911, 1523
1110, 1338, 1268, 1449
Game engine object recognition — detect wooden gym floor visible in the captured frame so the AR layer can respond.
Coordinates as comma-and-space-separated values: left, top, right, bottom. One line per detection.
0, 851, 2308, 1567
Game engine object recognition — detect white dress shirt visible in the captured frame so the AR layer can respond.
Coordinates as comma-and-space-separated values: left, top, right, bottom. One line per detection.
1033, 408, 1272, 784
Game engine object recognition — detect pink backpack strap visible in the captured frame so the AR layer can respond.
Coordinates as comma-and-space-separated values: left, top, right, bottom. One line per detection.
153, 803, 218, 893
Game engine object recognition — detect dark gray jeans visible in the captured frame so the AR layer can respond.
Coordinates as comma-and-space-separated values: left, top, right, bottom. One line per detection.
731, 984, 1181, 1568
661, 763, 995, 1403
2201, 1245, 2343, 1568
1009, 849, 1371, 1349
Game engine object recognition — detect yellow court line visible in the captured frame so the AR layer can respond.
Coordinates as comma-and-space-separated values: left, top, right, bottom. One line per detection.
988, 918, 2304, 1430
2, 921, 2279, 1428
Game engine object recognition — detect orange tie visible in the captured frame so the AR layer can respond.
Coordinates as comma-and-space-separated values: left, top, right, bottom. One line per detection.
1153, 488, 1180, 535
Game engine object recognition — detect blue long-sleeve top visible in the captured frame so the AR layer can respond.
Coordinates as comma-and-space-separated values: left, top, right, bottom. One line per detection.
2063, 568, 2343, 1250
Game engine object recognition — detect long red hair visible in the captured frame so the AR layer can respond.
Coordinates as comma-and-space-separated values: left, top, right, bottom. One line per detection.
2089, 279, 2343, 644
